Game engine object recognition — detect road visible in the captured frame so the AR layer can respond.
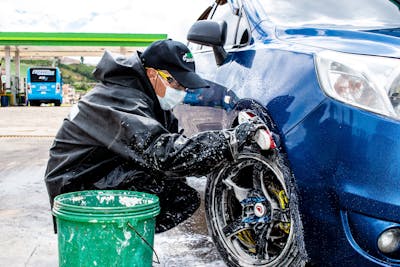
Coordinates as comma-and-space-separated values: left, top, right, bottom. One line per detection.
0, 106, 226, 267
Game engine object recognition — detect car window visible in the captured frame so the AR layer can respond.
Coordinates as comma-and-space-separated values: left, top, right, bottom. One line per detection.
210, 3, 250, 48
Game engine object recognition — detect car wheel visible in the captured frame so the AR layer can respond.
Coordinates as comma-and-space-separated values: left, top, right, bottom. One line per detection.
205, 150, 306, 267
29, 101, 39, 106
54, 101, 61, 106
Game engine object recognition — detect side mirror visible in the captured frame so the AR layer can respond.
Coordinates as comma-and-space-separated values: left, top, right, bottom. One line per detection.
187, 21, 228, 66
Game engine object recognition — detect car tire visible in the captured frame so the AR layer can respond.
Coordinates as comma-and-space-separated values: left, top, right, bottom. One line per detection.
29, 100, 40, 106
205, 149, 307, 267
54, 101, 61, 106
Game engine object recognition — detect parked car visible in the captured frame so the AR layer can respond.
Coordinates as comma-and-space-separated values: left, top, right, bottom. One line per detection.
173, 0, 400, 266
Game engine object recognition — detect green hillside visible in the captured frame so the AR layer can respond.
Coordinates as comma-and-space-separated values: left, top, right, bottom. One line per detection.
58, 63, 97, 92
59, 63, 96, 83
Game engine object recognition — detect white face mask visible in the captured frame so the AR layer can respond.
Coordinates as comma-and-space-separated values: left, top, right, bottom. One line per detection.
157, 86, 187, 110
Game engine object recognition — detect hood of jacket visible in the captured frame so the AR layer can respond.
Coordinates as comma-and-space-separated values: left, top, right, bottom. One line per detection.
93, 50, 157, 101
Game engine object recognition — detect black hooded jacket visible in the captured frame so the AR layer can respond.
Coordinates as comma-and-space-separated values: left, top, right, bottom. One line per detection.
44, 51, 234, 232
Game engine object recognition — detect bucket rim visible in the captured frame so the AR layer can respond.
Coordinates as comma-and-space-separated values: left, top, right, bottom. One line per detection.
53, 190, 159, 213
53, 206, 160, 222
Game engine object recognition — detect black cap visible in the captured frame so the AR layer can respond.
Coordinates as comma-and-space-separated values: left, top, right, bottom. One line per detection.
141, 39, 209, 89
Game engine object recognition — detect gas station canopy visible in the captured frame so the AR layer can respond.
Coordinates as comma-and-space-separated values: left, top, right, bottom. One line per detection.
0, 32, 167, 57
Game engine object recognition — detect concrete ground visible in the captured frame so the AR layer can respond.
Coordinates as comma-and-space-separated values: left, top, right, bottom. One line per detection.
0, 106, 225, 267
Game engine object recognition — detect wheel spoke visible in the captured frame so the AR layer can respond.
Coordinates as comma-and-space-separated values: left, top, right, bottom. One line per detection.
252, 163, 264, 191
260, 171, 281, 211
255, 223, 273, 260
223, 176, 250, 203
222, 219, 249, 238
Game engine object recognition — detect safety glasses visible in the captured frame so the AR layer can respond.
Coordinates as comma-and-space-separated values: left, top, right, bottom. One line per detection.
156, 70, 175, 84
156, 70, 186, 91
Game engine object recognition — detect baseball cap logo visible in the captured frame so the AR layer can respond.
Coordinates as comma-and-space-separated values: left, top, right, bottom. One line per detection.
182, 52, 195, 63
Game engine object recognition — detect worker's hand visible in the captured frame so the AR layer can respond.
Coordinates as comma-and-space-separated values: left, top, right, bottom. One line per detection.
228, 122, 264, 158
234, 122, 262, 146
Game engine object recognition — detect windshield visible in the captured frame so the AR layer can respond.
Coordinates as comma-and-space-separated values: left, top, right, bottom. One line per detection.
30, 68, 57, 83
259, 0, 400, 29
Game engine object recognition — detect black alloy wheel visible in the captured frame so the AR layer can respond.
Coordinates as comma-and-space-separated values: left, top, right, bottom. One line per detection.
205, 151, 306, 267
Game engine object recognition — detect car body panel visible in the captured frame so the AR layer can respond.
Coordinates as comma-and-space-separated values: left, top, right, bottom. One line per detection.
192, 46, 326, 135
276, 27, 400, 58
285, 98, 400, 265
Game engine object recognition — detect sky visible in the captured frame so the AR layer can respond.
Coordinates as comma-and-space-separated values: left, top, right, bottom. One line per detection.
0, 0, 212, 64
0, 0, 212, 48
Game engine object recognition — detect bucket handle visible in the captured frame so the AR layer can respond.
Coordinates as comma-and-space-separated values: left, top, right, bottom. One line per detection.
127, 222, 160, 264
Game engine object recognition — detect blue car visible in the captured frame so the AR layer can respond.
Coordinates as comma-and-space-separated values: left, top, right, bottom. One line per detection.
173, 0, 400, 266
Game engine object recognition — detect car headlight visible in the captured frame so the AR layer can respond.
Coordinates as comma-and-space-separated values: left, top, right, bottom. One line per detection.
315, 50, 400, 120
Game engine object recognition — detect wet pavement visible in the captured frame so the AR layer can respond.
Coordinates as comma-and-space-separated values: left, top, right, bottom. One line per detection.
0, 106, 226, 267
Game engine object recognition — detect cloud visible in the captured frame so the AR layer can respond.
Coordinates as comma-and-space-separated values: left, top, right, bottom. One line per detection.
0, 0, 212, 42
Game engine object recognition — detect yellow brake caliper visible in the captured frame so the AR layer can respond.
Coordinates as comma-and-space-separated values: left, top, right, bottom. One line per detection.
274, 189, 290, 234
237, 229, 256, 253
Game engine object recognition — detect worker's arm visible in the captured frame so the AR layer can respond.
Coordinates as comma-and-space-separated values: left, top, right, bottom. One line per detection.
73, 89, 258, 178
141, 122, 257, 177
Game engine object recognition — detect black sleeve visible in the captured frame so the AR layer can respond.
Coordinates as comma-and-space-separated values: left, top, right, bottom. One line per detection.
73, 87, 233, 178
143, 130, 234, 177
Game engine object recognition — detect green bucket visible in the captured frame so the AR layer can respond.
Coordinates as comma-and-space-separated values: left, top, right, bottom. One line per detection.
52, 190, 160, 267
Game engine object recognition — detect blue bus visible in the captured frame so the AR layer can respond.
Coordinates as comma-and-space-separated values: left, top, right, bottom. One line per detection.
27, 67, 63, 106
